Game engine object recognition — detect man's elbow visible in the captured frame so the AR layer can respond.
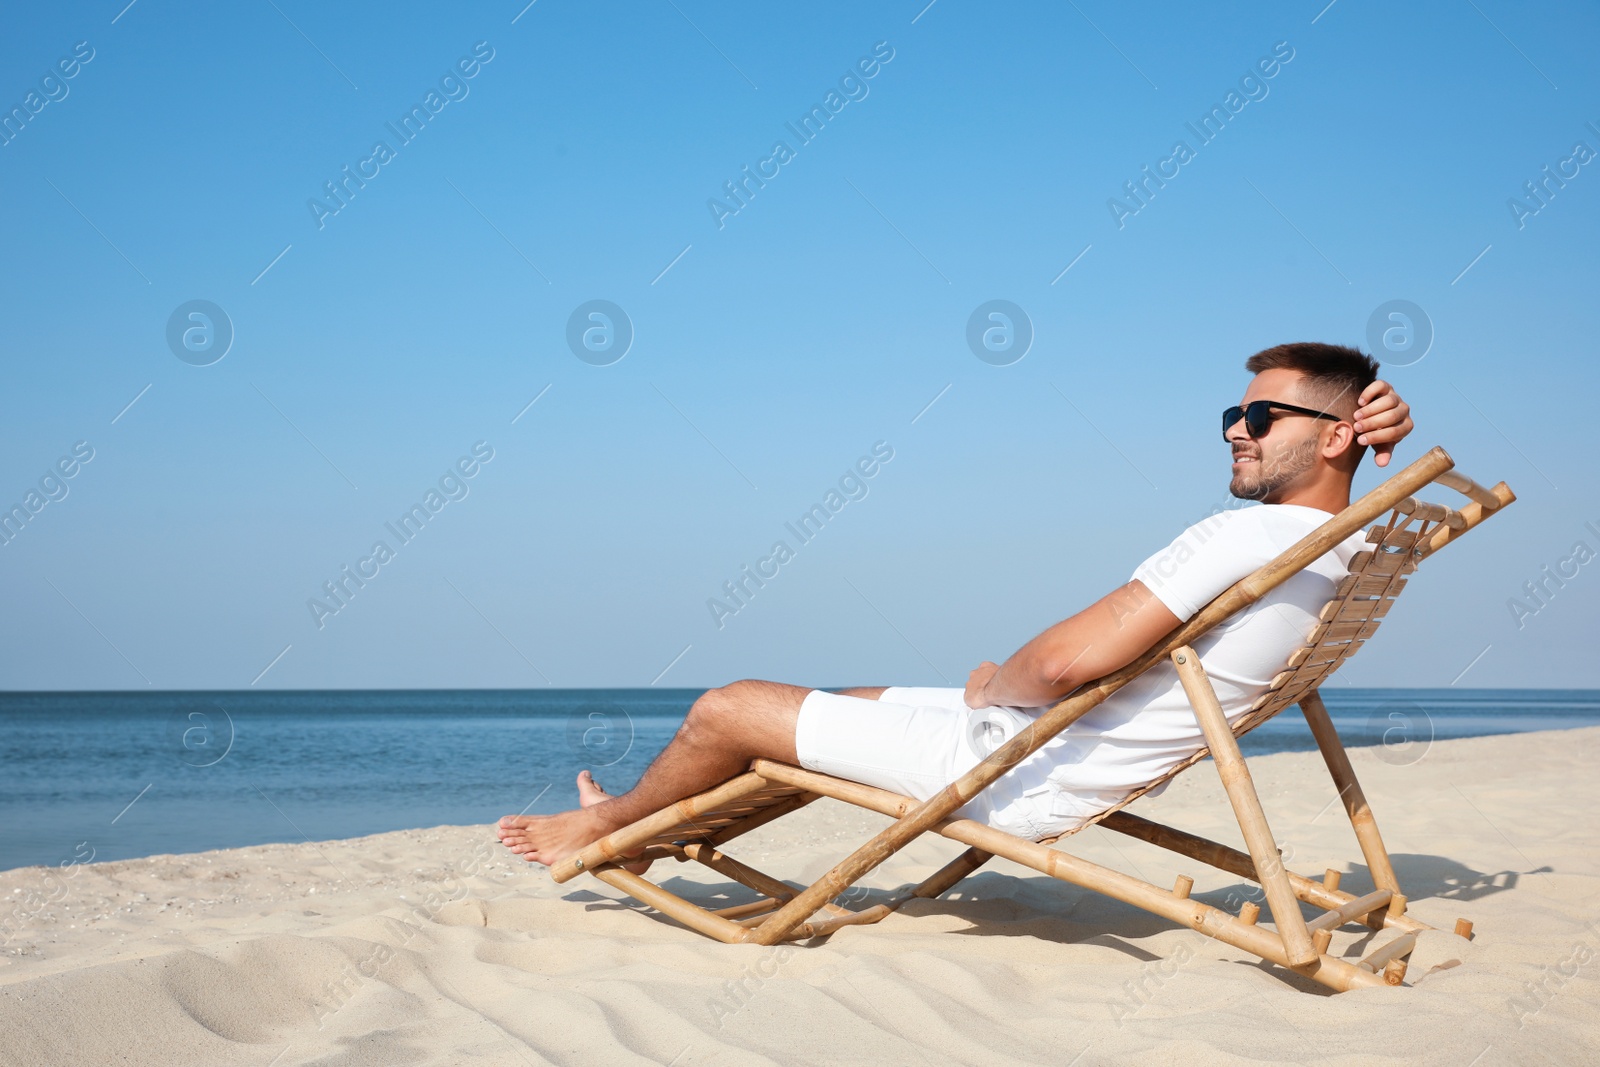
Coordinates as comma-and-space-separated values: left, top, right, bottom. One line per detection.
1039, 640, 1137, 696
1035, 655, 1087, 697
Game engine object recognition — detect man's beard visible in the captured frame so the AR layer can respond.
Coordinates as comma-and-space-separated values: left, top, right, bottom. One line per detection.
1230, 435, 1320, 501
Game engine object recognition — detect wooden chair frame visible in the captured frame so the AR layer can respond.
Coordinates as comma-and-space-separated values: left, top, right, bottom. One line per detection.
553, 447, 1514, 994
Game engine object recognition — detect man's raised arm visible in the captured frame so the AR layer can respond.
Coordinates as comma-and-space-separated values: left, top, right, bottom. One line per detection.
1354, 379, 1413, 467
963, 582, 1180, 710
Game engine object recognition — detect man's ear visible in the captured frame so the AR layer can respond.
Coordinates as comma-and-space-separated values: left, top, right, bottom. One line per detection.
1322, 419, 1361, 463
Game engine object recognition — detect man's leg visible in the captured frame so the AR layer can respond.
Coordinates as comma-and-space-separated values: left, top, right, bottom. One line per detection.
497, 679, 815, 868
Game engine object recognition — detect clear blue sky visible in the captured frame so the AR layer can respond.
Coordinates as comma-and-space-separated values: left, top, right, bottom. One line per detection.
2, 0, 1595, 691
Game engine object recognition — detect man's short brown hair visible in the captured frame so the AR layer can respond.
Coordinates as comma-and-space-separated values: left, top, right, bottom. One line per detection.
1244, 342, 1379, 418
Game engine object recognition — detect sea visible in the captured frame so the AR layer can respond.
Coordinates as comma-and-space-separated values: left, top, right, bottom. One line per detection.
3, 687, 1598, 872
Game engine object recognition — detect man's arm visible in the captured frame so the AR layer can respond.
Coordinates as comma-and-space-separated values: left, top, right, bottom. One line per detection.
964, 580, 1181, 709
1353, 379, 1413, 467
964, 378, 1413, 709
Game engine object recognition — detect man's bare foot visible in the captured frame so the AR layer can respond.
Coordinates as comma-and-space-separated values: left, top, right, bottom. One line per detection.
495, 771, 650, 875
574, 768, 612, 809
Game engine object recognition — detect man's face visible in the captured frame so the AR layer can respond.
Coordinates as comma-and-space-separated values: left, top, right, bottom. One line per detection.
1226, 368, 1327, 501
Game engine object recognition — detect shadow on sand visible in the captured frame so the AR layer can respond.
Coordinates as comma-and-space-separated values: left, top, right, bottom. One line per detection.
557, 849, 1543, 994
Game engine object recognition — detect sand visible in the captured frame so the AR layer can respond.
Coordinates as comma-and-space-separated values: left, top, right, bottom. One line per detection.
3, 726, 1598, 1066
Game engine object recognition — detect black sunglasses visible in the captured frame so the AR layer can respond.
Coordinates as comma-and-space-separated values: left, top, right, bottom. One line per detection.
1222, 399, 1342, 440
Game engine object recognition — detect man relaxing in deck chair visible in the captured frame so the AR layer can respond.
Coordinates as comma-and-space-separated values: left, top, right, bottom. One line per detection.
498, 343, 1415, 865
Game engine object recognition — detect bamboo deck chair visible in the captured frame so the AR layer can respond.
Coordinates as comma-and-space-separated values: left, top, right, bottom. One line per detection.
553, 447, 1515, 993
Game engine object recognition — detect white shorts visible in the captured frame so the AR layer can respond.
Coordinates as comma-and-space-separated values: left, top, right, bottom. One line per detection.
794, 686, 1133, 841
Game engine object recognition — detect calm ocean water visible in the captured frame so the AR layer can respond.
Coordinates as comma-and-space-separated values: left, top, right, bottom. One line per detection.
2, 687, 1597, 872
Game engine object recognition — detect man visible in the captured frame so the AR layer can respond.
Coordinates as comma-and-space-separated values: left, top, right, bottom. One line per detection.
498, 343, 1414, 863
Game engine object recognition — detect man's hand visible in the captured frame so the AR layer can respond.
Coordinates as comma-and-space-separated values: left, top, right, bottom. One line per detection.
1352, 379, 1414, 467
964, 661, 1001, 709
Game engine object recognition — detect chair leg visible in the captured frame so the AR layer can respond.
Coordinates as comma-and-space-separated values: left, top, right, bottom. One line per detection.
1298, 689, 1402, 926
1171, 647, 1318, 966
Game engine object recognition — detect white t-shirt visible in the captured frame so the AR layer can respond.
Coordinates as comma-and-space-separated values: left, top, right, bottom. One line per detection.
1029, 502, 1368, 814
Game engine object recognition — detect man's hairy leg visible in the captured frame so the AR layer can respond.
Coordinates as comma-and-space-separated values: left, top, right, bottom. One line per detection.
496, 679, 810, 868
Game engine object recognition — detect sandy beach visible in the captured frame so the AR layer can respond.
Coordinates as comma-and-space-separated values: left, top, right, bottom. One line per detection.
3, 725, 1596, 1066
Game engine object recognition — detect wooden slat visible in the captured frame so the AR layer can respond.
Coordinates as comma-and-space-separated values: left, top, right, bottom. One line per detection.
1285, 647, 1321, 669
1271, 655, 1345, 693
1280, 665, 1338, 694
1288, 640, 1364, 670
1334, 572, 1408, 598
1307, 619, 1382, 645
1347, 549, 1416, 576
1366, 526, 1421, 549
1393, 497, 1443, 522
684, 804, 767, 819
1317, 598, 1348, 622
728, 790, 806, 807
1394, 499, 1466, 530
1307, 889, 1393, 932
1434, 470, 1504, 510
637, 826, 732, 848
1327, 597, 1394, 624
1359, 573, 1406, 597
706, 791, 821, 847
